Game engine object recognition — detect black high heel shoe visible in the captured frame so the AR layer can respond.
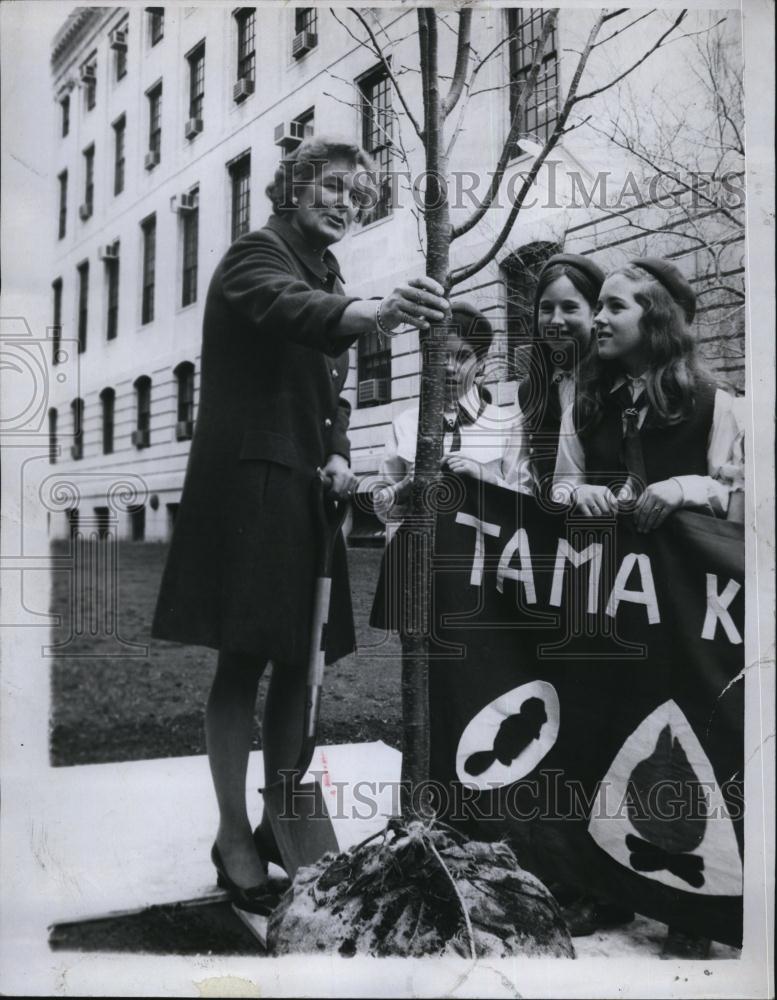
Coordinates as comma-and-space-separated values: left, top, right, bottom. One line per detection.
252, 824, 285, 871
211, 842, 276, 915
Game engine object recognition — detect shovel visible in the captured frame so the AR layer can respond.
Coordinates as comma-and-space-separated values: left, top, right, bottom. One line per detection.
261, 478, 351, 879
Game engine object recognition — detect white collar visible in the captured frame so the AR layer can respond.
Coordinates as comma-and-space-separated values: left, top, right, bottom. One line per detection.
444, 385, 483, 424
610, 373, 646, 394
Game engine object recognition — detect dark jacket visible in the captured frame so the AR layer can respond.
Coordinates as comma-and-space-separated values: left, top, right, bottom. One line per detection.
152, 214, 359, 665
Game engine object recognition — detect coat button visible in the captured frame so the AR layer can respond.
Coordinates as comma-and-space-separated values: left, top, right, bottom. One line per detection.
529, 447, 535, 456
331, 369, 338, 378
324, 418, 332, 428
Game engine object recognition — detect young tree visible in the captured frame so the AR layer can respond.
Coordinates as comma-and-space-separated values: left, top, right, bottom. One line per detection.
344, 6, 690, 815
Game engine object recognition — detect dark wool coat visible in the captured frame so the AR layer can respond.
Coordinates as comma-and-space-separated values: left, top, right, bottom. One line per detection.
152, 214, 360, 666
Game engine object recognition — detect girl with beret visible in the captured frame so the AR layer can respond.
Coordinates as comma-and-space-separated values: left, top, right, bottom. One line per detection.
372, 302, 518, 538
551, 257, 743, 951
503, 253, 605, 499
152, 137, 449, 912
554, 257, 744, 529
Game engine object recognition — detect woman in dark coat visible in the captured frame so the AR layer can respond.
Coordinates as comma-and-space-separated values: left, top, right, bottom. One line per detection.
152, 137, 449, 910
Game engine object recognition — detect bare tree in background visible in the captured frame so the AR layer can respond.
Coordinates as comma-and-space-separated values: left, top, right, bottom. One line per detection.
591, 14, 745, 381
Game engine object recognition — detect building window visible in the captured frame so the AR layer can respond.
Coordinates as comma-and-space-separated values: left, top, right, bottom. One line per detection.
141, 215, 156, 325
229, 153, 251, 242
82, 56, 97, 111
61, 95, 70, 137
502, 241, 559, 374
235, 9, 256, 83
174, 361, 195, 439
148, 7, 164, 46
48, 408, 58, 464
58, 171, 68, 238
100, 388, 115, 455
52, 278, 63, 364
82, 145, 94, 218
71, 398, 84, 460
357, 330, 391, 407
295, 7, 317, 35
105, 244, 120, 340
129, 505, 146, 541
181, 190, 199, 307
113, 21, 128, 80
293, 8, 318, 57
76, 261, 89, 353
147, 83, 162, 159
133, 376, 151, 448
359, 67, 393, 225
113, 115, 126, 195
507, 8, 559, 150
187, 43, 205, 121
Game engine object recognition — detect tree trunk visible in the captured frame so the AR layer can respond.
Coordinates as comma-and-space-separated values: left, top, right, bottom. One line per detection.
400, 8, 451, 820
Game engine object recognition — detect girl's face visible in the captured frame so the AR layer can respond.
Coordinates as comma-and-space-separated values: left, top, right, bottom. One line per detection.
537, 275, 595, 370
444, 333, 482, 400
594, 274, 648, 372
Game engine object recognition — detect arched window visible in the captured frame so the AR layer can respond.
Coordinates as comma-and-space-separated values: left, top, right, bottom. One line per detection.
174, 362, 195, 440
70, 398, 84, 460
48, 408, 58, 464
133, 376, 151, 449
100, 387, 115, 455
501, 241, 559, 378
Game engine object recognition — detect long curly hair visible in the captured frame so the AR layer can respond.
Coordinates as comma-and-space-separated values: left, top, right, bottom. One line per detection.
575, 264, 714, 436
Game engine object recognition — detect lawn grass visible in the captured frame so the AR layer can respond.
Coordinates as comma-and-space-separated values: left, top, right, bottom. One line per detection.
50, 541, 402, 766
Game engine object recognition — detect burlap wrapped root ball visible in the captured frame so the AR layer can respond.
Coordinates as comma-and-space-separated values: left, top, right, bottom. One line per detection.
267, 822, 575, 958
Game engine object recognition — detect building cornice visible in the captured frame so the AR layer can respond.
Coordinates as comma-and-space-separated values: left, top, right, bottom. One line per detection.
51, 8, 109, 73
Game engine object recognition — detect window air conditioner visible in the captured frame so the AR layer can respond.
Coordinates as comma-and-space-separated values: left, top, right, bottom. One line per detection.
131, 429, 150, 448
109, 27, 128, 51
274, 120, 314, 150
80, 62, 96, 82
98, 242, 119, 261
292, 30, 317, 59
184, 117, 203, 140
144, 149, 160, 170
233, 78, 255, 103
78, 203, 92, 221
175, 191, 198, 213
358, 379, 388, 405
175, 420, 194, 440
70, 443, 83, 460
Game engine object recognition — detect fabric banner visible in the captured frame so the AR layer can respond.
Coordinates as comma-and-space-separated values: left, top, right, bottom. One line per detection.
372, 477, 744, 946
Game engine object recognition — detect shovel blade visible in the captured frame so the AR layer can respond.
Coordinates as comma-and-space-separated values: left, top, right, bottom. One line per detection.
262, 779, 339, 880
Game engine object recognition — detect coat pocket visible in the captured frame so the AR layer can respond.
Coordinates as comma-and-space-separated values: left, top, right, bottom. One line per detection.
238, 429, 300, 468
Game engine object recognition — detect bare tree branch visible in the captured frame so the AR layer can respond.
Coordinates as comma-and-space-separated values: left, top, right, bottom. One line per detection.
450, 12, 604, 281
573, 11, 688, 104
451, 9, 559, 240
592, 10, 656, 49
441, 9, 473, 119
342, 7, 425, 140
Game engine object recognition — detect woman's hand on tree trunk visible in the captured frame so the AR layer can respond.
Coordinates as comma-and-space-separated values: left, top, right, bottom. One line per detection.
379, 277, 449, 333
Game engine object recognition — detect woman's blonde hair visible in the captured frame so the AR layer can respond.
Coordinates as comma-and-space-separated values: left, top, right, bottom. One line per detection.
265, 136, 375, 215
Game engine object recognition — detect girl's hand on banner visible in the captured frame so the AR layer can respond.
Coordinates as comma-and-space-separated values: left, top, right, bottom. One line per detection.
443, 455, 485, 480
572, 484, 618, 517
633, 478, 683, 532
372, 484, 397, 515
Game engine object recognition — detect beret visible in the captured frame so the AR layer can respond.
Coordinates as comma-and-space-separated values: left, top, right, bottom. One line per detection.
630, 257, 696, 322
449, 299, 493, 335
538, 252, 606, 293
